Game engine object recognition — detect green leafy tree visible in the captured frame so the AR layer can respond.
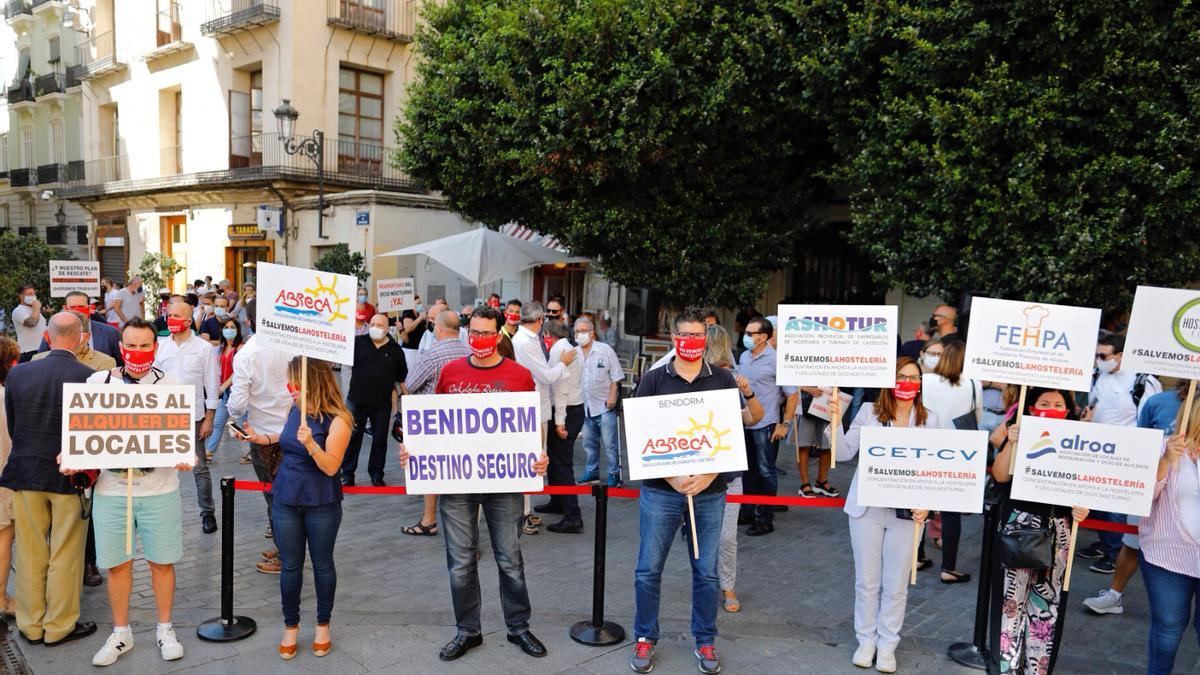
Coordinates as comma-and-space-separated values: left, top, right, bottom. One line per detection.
314, 244, 370, 288
399, 0, 833, 307
135, 252, 181, 317
0, 232, 75, 320
813, 1, 1200, 308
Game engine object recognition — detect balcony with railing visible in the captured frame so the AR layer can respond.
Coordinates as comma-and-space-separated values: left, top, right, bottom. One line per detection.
64, 64, 83, 89
9, 168, 30, 187
327, 0, 413, 42
34, 71, 64, 96
201, 0, 280, 37
76, 31, 125, 79
4, 1, 30, 23
7, 78, 34, 106
35, 163, 85, 185
146, 1, 191, 60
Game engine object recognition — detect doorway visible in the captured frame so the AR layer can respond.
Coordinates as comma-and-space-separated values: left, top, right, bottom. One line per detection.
159, 215, 187, 292
225, 242, 274, 290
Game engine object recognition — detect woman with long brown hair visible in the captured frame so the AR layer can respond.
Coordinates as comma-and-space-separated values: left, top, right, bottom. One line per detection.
242, 357, 352, 660
826, 357, 941, 673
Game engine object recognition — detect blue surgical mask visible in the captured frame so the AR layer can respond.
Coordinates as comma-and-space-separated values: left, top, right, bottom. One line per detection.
742, 334, 755, 350
222, 327, 237, 341
214, 307, 228, 319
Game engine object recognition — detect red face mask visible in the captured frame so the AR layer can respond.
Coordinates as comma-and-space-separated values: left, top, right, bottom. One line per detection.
674, 335, 706, 362
121, 347, 155, 376
355, 308, 370, 322
893, 380, 920, 401
167, 316, 191, 334
67, 306, 91, 322
487, 299, 501, 308
286, 382, 300, 402
469, 333, 500, 359
1030, 406, 1069, 419
542, 335, 556, 352
504, 312, 521, 325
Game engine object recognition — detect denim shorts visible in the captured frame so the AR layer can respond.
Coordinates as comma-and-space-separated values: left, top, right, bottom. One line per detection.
93, 490, 183, 569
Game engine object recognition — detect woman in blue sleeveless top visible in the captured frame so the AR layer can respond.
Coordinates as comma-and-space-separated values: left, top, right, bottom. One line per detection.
258, 357, 352, 659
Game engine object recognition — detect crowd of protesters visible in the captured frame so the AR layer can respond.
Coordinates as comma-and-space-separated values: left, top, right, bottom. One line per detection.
0, 281, 1196, 675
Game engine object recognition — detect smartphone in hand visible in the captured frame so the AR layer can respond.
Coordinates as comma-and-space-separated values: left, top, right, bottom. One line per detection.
227, 421, 249, 440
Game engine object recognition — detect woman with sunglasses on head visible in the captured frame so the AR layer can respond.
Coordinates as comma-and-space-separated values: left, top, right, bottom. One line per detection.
990, 388, 1088, 675
825, 357, 941, 673
205, 317, 244, 461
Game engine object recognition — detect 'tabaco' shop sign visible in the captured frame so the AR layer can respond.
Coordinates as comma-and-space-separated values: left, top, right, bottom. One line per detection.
962, 297, 1101, 391
256, 262, 357, 365
774, 304, 898, 388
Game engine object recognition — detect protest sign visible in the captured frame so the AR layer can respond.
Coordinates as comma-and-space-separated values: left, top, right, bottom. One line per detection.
805, 388, 853, 423
256, 262, 357, 366
49, 260, 100, 298
963, 297, 1100, 392
623, 389, 747, 481
775, 304, 898, 388
60, 383, 197, 471
856, 427, 989, 513
1011, 416, 1161, 517
1124, 285, 1200, 434
402, 391, 543, 494
375, 277, 416, 313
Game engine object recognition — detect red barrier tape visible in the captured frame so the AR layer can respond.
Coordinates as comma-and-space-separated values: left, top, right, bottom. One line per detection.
230, 481, 1139, 534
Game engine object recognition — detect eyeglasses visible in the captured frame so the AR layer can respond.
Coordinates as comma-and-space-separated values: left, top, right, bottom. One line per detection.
1095, 352, 1117, 360
746, 331, 766, 336
468, 330, 498, 338
674, 332, 705, 339
895, 374, 921, 382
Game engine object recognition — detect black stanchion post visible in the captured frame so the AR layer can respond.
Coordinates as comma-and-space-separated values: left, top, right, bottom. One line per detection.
570, 484, 626, 646
947, 502, 995, 670
198, 476, 258, 642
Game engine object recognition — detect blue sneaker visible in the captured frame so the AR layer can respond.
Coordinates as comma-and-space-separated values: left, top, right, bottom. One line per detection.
606, 474, 623, 488
577, 472, 600, 485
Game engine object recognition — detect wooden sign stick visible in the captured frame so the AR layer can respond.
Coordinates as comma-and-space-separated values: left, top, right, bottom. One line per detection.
126, 468, 133, 556
687, 494, 699, 559
1063, 519, 1080, 592
830, 386, 840, 470
909, 519, 922, 585
1180, 379, 1197, 436
1008, 384, 1028, 473
300, 355, 308, 421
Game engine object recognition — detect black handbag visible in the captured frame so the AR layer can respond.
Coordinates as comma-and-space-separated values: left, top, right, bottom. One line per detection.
951, 381, 979, 431
997, 514, 1054, 570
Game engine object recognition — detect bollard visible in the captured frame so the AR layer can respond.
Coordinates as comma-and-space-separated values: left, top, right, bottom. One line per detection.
197, 476, 258, 642
946, 500, 996, 670
570, 484, 626, 646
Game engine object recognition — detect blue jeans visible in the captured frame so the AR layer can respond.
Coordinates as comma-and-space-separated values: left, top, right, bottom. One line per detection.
634, 485, 724, 647
205, 390, 243, 454
272, 500, 342, 627
740, 426, 779, 523
1091, 511, 1125, 563
582, 408, 621, 480
1140, 552, 1200, 675
439, 493, 532, 637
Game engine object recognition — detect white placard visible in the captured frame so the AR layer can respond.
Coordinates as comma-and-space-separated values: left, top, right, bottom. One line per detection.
962, 297, 1101, 391
49, 260, 100, 298
1123, 285, 1200, 381
376, 277, 416, 313
624, 389, 747, 480
402, 392, 544, 494
1011, 416, 1161, 516
256, 262, 357, 365
856, 427, 989, 513
60, 383, 197, 470
775, 304, 898, 388
806, 388, 854, 422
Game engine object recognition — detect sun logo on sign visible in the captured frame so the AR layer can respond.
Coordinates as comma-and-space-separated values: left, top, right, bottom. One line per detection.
305, 276, 350, 324
677, 411, 733, 458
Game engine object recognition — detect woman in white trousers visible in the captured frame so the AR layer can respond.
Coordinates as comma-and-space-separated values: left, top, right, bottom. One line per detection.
827, 357, 944, 673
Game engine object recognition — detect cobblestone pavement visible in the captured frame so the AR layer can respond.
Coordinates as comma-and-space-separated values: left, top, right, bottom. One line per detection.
11, 430, 1197, 674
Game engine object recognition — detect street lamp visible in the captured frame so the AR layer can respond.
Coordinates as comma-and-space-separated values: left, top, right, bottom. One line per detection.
54, 204, 66, 228
272, 99, 327, 239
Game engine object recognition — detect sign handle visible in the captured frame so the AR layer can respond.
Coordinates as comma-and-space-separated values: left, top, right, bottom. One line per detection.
686, 494, 699, 560
1180, 380, 1197, 437
300, 355, 308, 422
830, 386, 839, 470
909, 519, 922, 585
126, 468, 133, 556
1008, 384, 1028, 473
1063, 519, 1079, 592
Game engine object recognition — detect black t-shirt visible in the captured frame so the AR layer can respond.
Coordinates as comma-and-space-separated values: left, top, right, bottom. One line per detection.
632, 359, 739, 495
348, 335, 408, 407
402, 317, 427, 349
199, 317, 222, 341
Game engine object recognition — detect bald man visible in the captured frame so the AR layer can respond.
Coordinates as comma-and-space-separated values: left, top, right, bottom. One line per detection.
1, 312, 98, 645
153, 301, 219, 533
930, 304, 962, 344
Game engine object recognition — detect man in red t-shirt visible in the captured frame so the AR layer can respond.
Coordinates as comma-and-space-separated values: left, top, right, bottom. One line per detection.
399, 306, 549, 662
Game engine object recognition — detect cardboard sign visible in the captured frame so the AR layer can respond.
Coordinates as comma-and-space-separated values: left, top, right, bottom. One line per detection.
256, 262, 357, 365
376, 277, 416, 313
775, 304, 898, 388
1011, 416, 1161, 517
1123, 285, 1200, 381
60, 383, 197, 470
49, 260, 100, 298
402, 392, 544, 494
962, 297, 1101, 391
856, 427, 989, 513
624, 389, 747, 480
806, 388, 854, 422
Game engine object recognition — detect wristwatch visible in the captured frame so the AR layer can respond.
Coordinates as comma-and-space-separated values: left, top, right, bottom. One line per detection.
743, 390, 756, 399
779, 420, 792, 427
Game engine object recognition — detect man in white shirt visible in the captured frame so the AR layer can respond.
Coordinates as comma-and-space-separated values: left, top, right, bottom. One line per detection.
573, 317, 625, 487
101, 278, 121, 327
153, 301, 219, 534
11, 284, 46, 362
226, 321, 293, 574
536, 320, 585, 533
113, 277, 144, 324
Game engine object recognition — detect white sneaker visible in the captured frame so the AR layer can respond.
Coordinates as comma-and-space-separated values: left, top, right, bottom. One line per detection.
1083, 589, 1125, 615
852, 642, 876, 668
875, 647, 897, 673
157, 626, 184, 661
92, 631, 134, 667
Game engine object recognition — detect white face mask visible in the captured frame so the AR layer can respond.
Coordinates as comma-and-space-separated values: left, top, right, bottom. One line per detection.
368, 326, 388, 341
575, 332, 591, 346
22, 294, 35, 305
1096, 356, 1117, 374
922, 354, 940, 371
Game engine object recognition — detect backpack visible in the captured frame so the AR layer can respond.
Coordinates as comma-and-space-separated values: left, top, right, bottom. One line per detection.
1090, 370, 1151, 408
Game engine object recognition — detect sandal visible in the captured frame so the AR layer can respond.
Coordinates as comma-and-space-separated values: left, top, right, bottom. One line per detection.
798, 483, 816, 498
940, 570, 972, 584
916, 558, 934, 571
239, 453, 252, 465
722, 591, 741, 613
401, 520, 438, 536
526, 514, 543, 526
813, 480, 840, 497
522, 514, 540, 535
